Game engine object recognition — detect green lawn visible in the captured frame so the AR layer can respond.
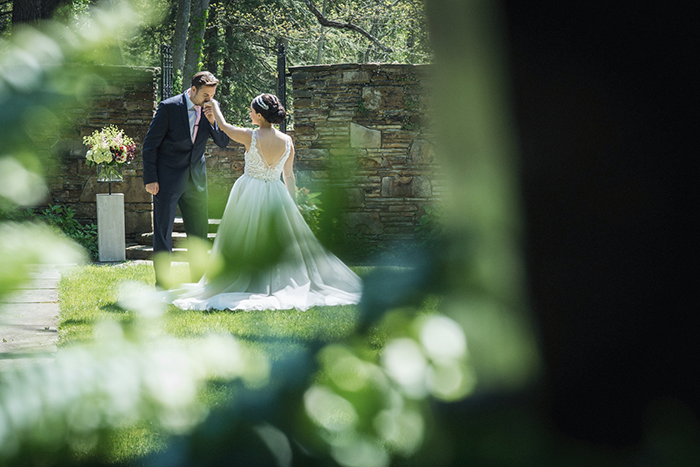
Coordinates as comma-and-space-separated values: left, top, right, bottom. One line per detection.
56, 261, 392, 463
58, 262, 378, 348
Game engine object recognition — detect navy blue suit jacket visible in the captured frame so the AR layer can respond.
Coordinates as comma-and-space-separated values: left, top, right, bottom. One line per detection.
142, 92, 229, 194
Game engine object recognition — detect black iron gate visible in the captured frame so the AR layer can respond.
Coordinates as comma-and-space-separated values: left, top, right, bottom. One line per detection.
160, 44, 173, 101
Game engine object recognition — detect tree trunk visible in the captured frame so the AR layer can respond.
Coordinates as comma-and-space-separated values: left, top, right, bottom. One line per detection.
172, 0, 191, 79
183, 0, 210, 84
315, 0, 328, 64
221, 22, 233, 96
202, 0, 218, 74
12, 0, 66, 25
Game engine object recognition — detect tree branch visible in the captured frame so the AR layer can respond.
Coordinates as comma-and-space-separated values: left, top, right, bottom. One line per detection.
303, 0, 393, 53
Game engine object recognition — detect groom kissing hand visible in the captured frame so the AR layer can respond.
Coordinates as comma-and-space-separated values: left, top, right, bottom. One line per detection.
142, 71, 230, 289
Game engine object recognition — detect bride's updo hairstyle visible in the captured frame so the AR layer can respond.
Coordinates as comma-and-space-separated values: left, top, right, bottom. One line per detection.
252, 93, 286, 124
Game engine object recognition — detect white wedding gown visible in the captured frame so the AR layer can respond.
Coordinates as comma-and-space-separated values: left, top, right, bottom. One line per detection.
171, 130, 362, 311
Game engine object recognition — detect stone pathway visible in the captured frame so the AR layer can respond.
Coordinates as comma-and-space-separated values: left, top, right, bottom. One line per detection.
0, 264, 66, 371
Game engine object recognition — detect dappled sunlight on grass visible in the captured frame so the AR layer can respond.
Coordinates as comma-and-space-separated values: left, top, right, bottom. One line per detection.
60, 263, 363, 353
59, 263, 421, 354
57, 263, 154, 346
165, 305, 359, 343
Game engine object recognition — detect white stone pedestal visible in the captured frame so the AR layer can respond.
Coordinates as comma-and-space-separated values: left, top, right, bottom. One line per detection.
97, 193, 126, 262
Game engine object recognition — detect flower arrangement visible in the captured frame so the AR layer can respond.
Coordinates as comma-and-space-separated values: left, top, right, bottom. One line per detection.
296, 187, 323, 236
83, 125, 137, 182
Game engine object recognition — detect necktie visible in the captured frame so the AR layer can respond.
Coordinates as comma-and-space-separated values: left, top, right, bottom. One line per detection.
190, 105, 201, 142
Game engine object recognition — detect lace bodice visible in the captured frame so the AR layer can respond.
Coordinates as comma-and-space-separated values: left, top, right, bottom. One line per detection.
244, 130, 291, 182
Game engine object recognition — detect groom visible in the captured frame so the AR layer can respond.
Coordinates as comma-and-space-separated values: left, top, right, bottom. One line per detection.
142, 71, 230, 288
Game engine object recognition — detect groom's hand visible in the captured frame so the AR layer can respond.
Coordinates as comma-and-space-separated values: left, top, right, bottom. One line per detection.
145, 182, 159, 195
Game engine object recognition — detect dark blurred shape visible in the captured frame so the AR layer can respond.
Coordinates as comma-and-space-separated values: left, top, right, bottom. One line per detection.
501, 0, 698, 447
11, 0, 69, 25
358, 247, 441, 329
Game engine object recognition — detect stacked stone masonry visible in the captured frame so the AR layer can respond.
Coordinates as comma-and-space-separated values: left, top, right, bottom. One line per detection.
289, 64, 438, 245
48, 66, 158, 237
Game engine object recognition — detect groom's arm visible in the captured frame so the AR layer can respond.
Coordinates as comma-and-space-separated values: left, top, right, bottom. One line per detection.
142, 102, 170, 186
203, 105, 230, 149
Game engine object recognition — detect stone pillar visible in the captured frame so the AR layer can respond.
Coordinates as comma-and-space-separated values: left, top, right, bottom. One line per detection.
97, 193, 126, 262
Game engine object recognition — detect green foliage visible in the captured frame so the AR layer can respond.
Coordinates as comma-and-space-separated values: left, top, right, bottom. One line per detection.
77, 0, 432, 126
356, 98, 371, 117
191, 9, 208, 73
401, 115, 419, 131
404, 93, 419, 110
415, 205, 444, 247
296, 186, 323, 236
3, 205, 99, 261
108, 0, 175, 67
334, 228, 381, 263
39, 205, 97, 256
53, 0, 92, 25
172, 68, 183, 96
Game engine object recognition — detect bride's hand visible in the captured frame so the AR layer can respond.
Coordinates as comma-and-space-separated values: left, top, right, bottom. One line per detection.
202, 99, 218, 123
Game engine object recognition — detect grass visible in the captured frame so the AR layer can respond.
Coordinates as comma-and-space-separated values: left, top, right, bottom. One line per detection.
57, 261, 439, 463
56, 262, 378, 462
58, 262, 375, 349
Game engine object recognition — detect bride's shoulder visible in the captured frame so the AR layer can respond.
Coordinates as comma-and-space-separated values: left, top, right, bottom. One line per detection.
279, 131, 293, 144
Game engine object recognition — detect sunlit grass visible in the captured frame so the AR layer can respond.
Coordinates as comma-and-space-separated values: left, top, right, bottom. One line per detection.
57, 263, 154, 345
58, 263, 372, 349
57, 262, 441, 462
98, 421, 170, 465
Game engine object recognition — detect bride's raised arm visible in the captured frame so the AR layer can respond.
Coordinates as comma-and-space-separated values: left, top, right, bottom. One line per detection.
204, 100, 252, 150
282, 140, 296, 202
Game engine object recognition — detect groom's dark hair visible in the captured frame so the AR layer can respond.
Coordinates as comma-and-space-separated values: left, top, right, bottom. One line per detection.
191, 71, 219, 89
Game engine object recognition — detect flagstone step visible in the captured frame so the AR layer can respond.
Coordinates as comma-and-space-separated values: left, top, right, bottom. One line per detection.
173, 217, 221, 233
125, 218, 221, 260
125, 245, 208, 261
137, 231, 217, 247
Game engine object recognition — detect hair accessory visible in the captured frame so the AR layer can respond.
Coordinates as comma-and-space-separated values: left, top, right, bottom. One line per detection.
254, 95, 269, 110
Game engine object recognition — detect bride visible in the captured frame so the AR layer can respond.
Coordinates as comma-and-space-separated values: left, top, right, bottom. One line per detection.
171, 93, 362, 311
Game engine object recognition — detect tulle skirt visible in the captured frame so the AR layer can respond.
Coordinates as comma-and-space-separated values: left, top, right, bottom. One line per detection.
171, 175, 362, 311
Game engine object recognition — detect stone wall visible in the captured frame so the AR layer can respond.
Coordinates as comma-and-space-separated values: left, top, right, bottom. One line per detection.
48, 66, 158, 236
289, 63, 438, 245
45, 63, 438, 248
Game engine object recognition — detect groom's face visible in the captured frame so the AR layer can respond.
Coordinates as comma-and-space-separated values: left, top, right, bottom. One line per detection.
191, 85, 217, 106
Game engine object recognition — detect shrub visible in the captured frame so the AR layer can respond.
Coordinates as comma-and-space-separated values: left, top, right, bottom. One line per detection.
1, 205, 98, 261
415, 205, 444, 246
296, 186, 323, 236
38, 205, 98, 260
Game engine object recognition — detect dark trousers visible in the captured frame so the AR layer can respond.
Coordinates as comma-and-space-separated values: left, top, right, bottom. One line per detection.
152, 177, 208, 287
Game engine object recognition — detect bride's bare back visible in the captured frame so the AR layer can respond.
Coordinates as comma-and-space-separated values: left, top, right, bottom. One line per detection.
255, 128, 288, 167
